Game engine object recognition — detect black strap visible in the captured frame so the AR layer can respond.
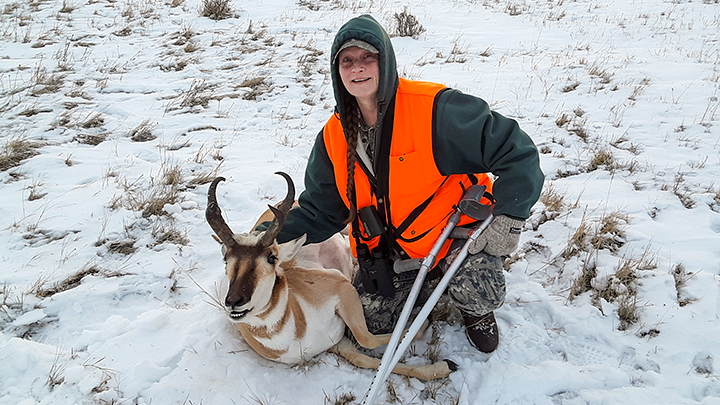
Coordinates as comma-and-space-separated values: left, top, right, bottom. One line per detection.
374, 98, 396, 238
356, 155, 378, 192
483, 190, 496, 205
398, 210, 453, 243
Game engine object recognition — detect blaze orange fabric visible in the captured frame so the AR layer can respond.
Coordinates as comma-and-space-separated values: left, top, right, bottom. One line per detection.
323, 78, 493, 259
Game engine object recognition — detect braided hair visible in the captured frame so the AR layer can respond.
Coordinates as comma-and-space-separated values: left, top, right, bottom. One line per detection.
342, 97, 361, 224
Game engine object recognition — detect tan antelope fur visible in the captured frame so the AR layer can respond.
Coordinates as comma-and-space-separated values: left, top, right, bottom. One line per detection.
206, 172, 455, 380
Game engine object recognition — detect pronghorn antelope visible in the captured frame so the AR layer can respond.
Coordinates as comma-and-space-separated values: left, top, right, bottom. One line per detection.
205, 172, 456, 380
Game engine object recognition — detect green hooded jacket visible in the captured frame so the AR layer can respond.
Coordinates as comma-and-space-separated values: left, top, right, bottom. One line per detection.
274, 15, 544, 246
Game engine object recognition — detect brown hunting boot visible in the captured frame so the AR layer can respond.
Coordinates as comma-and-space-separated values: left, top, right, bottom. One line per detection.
462, 311, 499, 353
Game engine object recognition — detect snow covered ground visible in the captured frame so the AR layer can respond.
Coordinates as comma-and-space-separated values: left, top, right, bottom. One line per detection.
1, 0, 719, 404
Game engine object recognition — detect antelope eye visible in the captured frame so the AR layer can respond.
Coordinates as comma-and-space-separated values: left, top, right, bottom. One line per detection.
267, 254, 277, 265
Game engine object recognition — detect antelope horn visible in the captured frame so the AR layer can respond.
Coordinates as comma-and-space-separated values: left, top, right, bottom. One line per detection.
206, 177, 238, 249
259, 172, 295, 248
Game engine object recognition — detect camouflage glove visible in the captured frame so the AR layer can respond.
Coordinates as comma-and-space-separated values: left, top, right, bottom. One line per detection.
467, 215, 524, 257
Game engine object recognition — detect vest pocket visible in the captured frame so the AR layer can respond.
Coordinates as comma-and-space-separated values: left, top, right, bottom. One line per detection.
389, 150, 440, 199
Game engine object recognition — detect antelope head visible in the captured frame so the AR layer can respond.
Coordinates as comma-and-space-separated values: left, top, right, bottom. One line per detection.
206, 172, 305, 322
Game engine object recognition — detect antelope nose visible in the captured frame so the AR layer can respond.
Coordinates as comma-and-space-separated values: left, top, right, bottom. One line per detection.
225, 288, 249, 309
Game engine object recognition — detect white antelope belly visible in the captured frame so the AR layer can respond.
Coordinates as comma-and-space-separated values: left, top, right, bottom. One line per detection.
274, 298, 346, 364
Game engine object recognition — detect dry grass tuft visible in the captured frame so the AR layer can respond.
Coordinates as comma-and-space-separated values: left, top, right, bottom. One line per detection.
586, 148, 615, 172
73, 133, 109, 146
46, 349, 65, 391
561, 220, 589, 261
238, 76, 272, 101
535, 183, 576, 227
152, 222, 189, 246
568, 260, 597, 302
160, 162, 184, 187
562, 81, 581, 93
27, 180, 46, 201
555, 110, 590, 141
672, 173, 696, 209
165, 80, 221, 112
1, 137, 42, 172
392, 7, 426, 39
589, 211, 629, 253
108, 158, 193, 218
568, 246, 657, 330
129, 119, 157, 142
200, 0, 233, 20
188, 165, 222, 186
35, 265, 102, 298
616, 295, 639, 330
323, 391, 356, 405
110, 177, 184, 218
106, 240, 138, 255
555, 112, 570, 128
672, 263, 695, 306
179, 80, 218, 109
425, 323, 444, 363
30, 65, 65, 95
140, 187, 182, 218
79, 112, 105, 129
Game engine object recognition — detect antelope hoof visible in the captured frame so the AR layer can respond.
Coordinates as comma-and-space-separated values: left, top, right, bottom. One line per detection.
444, 359, 459, 372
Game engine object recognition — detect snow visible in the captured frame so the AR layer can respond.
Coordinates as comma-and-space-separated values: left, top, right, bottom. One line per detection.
1, 0, 719, 404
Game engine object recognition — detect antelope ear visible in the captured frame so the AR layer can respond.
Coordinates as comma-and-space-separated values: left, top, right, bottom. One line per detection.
277, 234, 307, 262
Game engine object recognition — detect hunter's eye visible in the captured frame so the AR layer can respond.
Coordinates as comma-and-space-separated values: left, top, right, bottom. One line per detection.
267, 254, 277, 265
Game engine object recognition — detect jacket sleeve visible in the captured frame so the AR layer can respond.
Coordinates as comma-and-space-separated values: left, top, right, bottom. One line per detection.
275, 129, 350, 244
432, 89, 544, 219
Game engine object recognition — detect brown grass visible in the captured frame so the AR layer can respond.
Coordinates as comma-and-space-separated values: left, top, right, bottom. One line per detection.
238, 76, 272, 101
587, 149, 615, 172
107, 240, 138, 255
73, 133, 109, 146
35, 265, 102, 298
672, 263, 696, 306
561, 220, 589, 260
129, 119, 157, 142
200, 0, 233, 20
392, 7, 426, 39
0, 137, 42, 172
589, 211, 629, 253
568, 260, 597, 302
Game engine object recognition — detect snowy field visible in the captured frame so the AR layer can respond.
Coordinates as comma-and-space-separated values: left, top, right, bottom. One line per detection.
1, 0, 719, 404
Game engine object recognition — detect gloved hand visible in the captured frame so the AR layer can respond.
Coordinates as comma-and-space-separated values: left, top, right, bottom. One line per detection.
467, 215, 524, 257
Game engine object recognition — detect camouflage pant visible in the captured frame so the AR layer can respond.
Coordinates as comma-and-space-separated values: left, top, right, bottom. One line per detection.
353, 239, 506, 334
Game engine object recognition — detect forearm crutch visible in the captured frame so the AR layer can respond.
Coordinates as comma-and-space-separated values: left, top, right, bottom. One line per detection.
362, 185, 494, 405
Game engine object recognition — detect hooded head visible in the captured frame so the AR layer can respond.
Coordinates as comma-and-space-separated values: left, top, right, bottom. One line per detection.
330, 15, 398, 129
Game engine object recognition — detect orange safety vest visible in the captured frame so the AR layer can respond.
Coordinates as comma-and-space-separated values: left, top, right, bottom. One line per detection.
323, 78, 494, 259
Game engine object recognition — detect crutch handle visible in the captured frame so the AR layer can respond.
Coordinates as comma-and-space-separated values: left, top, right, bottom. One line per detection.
450, 227, 473, 239
393, 258, 422, 273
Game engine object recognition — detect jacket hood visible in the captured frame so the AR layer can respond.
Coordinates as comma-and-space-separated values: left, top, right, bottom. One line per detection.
330, 15, 398, 129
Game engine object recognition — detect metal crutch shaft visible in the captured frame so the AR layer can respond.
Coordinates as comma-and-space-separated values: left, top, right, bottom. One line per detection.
361, 209, 463, 405
384, 214, 493, 381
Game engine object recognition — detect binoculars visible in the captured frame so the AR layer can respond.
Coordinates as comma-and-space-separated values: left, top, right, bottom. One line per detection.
357, 243, 396, 297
